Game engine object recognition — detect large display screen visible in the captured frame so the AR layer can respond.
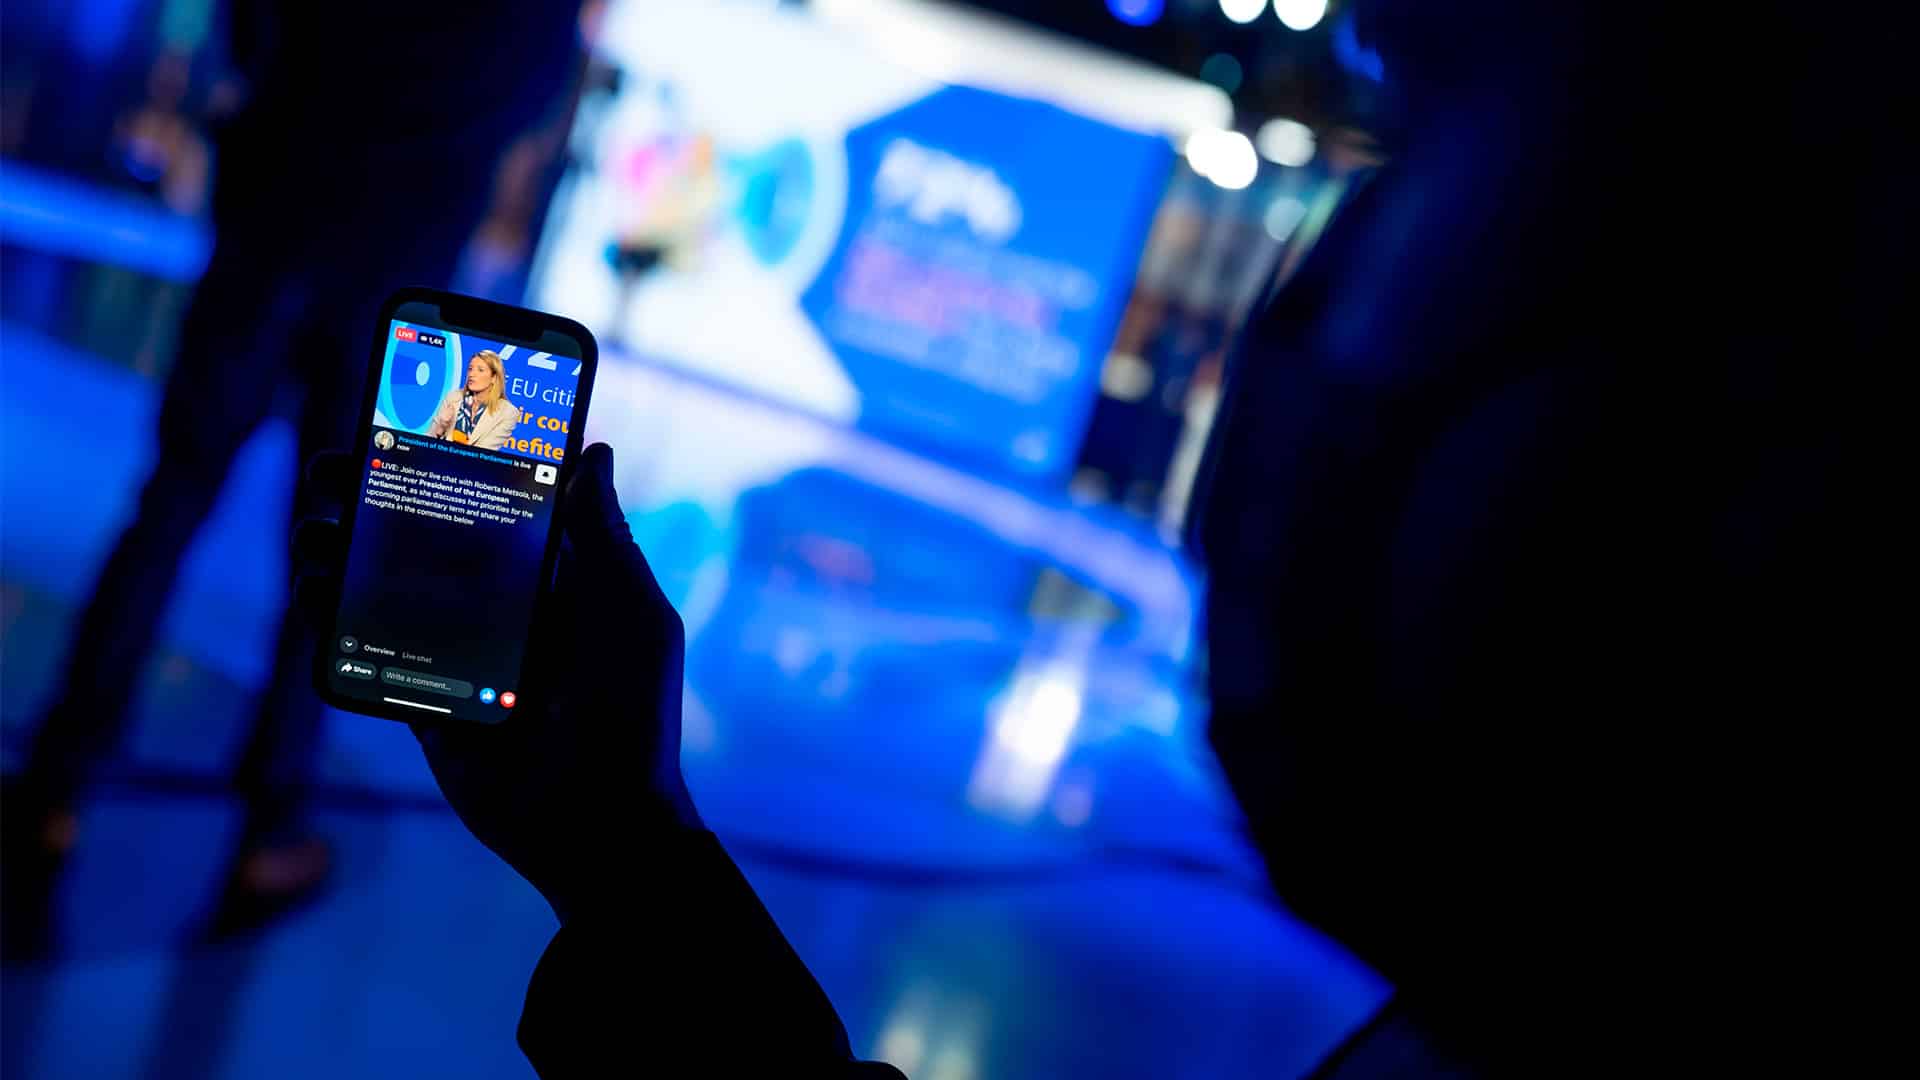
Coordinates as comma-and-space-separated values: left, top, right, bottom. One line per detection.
528, 0, 1171, 480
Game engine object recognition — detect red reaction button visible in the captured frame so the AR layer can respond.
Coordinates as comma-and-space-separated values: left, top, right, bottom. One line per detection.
499, 691, 516, 709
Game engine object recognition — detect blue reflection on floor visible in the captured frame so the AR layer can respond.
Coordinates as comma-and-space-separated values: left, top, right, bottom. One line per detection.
0, 166, 1387, 1078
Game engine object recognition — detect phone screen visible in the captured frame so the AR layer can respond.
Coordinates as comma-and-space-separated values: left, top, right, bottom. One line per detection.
326, 310, 586, 723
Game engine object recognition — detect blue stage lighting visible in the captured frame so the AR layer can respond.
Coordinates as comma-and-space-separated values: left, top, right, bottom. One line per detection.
1107, 0, 1165, 28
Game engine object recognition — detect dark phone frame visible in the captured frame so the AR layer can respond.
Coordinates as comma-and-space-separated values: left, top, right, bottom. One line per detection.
314, 287, 599, 726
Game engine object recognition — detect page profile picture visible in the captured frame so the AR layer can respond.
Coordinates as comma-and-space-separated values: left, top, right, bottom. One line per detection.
534, 464, 557, 486
373, 429, 396, 451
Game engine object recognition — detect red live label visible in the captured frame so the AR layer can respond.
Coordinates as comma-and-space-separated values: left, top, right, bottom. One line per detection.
395, 326, 418, 342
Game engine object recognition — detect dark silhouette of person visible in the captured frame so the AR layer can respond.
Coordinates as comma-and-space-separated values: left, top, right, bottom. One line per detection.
3, 1, 580, 939
289, 443, 911, 1077
291, 2, 1863, 1076
1192, 6, 1864, 1073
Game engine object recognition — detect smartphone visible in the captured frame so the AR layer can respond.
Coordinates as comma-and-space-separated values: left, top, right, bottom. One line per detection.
317, 288, 597, 724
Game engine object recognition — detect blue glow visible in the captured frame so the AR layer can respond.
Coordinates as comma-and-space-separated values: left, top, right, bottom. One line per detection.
1106, 0, 1165, 27
0, 161, 211, 282
1332, 12, 1387, 83
66, 0, 144, 65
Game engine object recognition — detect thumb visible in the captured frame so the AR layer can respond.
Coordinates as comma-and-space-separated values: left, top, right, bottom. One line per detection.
561, 442, 665, 601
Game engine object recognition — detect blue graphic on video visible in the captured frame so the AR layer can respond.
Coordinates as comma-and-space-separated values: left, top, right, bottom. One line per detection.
388, 339, 451, 430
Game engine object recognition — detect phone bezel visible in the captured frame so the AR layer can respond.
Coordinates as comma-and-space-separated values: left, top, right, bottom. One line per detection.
314, 287, 599, 726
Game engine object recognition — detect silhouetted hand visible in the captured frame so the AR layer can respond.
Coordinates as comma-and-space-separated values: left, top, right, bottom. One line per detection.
295, 443, 700, 923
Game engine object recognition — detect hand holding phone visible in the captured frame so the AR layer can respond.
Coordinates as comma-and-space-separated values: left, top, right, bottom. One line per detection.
297, 441, 700, 921
307, 288, 702, 918
409, 442, 701, 922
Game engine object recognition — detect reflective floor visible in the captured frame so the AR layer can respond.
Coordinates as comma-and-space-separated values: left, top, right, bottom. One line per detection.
0, 165, 1387, 1078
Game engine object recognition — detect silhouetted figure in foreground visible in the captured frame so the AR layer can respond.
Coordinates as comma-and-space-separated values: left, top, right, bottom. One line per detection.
3, 1, 577, 945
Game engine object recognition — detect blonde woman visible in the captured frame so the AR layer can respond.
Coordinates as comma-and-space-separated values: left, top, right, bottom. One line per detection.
427, 349, 519, 450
